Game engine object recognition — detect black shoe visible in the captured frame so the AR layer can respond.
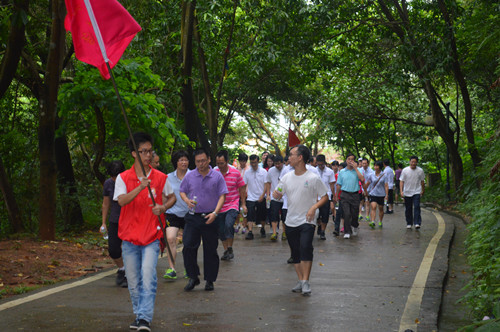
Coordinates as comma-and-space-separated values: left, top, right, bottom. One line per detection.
287, 257, 294, 264
228, 247, 234, 259
221, 250, 229, 261
245, 231, 254, 240
387, 210, 394, 214
116, 269, 126, 286
333, 230, 339, 237
317, 226, 321, 235
205, 281, 214, 291
130, 319, 140, 330
137, 319, 151, 332
184, 277, 200, 291
260, 228, 266, 238
120, 276, 128, 288
320, 232, 326, 240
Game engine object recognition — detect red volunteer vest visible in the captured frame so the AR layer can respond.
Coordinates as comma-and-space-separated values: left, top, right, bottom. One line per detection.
118, 165, 167, 246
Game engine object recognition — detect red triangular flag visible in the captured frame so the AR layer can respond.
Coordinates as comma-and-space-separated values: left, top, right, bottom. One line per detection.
288, 128, 301, 147
64, 0, 141, 79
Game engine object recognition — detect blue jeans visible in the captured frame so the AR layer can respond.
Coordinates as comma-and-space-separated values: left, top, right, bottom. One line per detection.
122, 240, 160, 323
404, 194, 421, 226
217, 209, 239, 241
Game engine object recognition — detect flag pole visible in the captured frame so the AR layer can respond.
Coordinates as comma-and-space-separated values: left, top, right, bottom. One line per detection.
83, 0, 172, 260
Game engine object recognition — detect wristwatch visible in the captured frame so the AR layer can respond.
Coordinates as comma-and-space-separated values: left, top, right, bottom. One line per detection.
212, 212, 218, 217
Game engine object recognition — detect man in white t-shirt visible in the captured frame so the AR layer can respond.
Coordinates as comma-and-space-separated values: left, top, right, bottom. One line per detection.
400, 156, 425, 229
359, 158, 373, 221
316, 154, 335, 240
265, 155, 285, 241
273, 145, 328, 296
243, 154, 268, 239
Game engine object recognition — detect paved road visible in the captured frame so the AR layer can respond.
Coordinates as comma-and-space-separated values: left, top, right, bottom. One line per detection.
0, 205, 459, 331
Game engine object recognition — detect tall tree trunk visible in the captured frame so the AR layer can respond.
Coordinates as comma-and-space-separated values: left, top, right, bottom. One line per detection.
38, 0, 65, 240
0, 156, 23, 232
0, 0, 29, 99
437, 0, 481, 169
55, 116, 84, 232
180, 0, 210, 162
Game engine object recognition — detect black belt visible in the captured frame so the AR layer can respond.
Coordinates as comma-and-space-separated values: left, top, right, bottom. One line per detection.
342, 191, 358, 194
193, 212, 211, 217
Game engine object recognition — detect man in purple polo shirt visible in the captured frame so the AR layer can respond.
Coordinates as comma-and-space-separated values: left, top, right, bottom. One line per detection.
180, 148, 228, 291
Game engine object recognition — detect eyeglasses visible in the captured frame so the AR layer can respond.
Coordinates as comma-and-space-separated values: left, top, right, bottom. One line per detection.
138, 149, 154, 155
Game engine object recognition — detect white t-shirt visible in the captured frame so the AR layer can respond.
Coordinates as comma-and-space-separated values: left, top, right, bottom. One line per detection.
400, 166, 425, 197
280, 165, 294, 209
316, 166, 335, 199
114, 169, 174, 200
280, 170, 328, 227
383, 166, 395, 189
306, 164, 319, 175
265, 166, 285, 202
243, 167, 268, 201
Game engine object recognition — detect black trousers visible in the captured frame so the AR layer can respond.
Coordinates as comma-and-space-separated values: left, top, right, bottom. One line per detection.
340, 191, 360, 235
182, 213, 219, 282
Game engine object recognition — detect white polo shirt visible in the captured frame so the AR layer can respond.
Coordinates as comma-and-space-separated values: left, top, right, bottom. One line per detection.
243, 167, 268, 201
317, 166, 335, 199
266, 165, 285, 202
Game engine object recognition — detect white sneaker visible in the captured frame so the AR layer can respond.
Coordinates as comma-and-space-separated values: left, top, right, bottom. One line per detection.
361, 207, 365, 212
352, 227, 359, 236
406, 225, 412, 229
291, 281, 303, 293
302, 281, 311, 296
344, 233, 351, 239
415, 224, 421, 229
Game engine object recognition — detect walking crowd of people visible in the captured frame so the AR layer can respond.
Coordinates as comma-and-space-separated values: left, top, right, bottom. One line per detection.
100, 132, 426, 331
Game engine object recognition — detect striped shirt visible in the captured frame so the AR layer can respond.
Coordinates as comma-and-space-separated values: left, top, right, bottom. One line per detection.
216, 166, 246, 213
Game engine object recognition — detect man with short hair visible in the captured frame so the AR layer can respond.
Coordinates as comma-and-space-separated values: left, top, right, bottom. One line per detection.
400, 156, 425, 229
180, 148, 228, 291
215, 150, 246, 260
336, 154, 365, 239
265, 155, 285, 241
114, 132, 176, 331
316, 154, 335, 240
151, 152, 160, 169
273, 145, 328, 295
243, 154, 268, 239
383, 159, 395, 214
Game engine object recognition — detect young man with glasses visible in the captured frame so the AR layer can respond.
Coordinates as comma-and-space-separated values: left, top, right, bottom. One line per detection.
114, 132, 176, 331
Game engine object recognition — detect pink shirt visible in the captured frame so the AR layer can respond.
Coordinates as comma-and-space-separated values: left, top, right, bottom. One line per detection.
216, 166, 246, 213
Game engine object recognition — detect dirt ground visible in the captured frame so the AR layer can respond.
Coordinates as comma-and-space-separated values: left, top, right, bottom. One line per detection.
0, 237, 114, 299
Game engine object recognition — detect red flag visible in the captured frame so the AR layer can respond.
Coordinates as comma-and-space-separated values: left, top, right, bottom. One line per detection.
288, 128, 301, 147
64, 0, 141, 79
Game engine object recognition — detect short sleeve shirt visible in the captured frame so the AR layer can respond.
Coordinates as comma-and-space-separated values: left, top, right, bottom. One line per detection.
103, 178, 121, 223
216, 167, 245, 212
179, 167, 228, 213
400, 166, 425, 197
243, 167, 267, 201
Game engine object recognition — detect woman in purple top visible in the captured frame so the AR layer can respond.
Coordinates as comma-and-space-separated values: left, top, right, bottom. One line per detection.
101, 160, 127, 287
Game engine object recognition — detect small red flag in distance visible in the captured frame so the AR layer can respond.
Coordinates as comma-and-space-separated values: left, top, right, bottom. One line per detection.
288, 128, 301, 147
64, 0, 141, 79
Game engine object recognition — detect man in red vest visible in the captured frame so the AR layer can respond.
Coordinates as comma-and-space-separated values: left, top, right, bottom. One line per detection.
114, 132, 176, 332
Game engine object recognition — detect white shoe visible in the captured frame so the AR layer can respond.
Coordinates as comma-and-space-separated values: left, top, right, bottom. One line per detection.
302, 281, 311, 295
406, 225, 412, 229
291, 281, 303, 293
361, 207, 365, 212
415, 224, 421, 229
344, 233, 351, 239
352, 227, 358, 236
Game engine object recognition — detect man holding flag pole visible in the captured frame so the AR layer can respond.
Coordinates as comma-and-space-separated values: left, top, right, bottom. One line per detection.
64, 0, 173, 330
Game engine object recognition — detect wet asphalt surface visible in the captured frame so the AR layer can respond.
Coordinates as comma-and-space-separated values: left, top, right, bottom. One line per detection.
0, 204, 460, 331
